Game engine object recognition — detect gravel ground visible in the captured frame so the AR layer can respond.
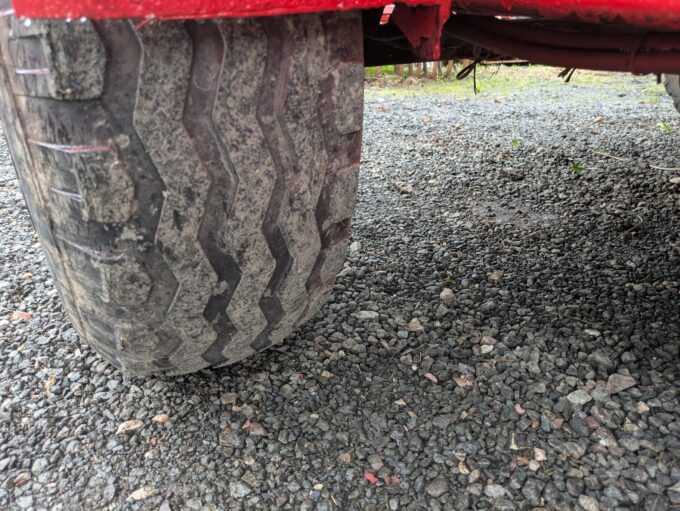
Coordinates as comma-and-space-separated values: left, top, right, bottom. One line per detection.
1, 72, 679, 510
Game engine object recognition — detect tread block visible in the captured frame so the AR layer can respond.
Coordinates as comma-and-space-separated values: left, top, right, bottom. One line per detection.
331, 64, 364, 135
101, 260, 152, 306
75, 151, 136, 224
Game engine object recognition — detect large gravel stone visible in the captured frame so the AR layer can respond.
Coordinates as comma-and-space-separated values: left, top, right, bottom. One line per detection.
567, 389, 593, 406
426, 476, 449, 498
607, 374, 636, 394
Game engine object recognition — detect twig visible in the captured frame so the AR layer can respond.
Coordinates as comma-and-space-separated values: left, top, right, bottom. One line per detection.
617, 214, 644, 240
0, 177, 17, 184
545, 310, 602, 328
591, 150, 630, 162
649, 164, 680, 171
590, 152, 680, 171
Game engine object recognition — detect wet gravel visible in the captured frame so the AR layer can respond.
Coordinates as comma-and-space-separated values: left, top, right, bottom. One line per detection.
1, 73, 680, 510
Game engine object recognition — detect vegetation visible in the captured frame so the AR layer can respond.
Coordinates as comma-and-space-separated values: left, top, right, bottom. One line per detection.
658, 121, 673, 133
571, 163, 586, 174
365, 63, 667, 101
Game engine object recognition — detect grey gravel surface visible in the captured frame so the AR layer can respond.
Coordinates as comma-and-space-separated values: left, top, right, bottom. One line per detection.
1, 73, 680, 510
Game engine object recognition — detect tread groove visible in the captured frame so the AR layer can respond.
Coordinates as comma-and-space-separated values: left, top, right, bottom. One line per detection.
299, 13, 364, 322
183, 20, 242, 366
212, 18, 275, 364
251, 18, 297, 352
134, 20, 219, 374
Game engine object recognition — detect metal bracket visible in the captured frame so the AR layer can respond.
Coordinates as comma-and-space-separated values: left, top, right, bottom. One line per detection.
391, 0, 451, 60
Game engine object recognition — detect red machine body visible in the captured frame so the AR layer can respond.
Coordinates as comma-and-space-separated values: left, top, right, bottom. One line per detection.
9, 0, 680, 74
10, 0, 680, 31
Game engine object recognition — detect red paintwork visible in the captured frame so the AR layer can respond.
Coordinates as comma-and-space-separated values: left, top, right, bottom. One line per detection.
11, 0, 434, 20
10, 0, 680, 30
392, 2, 451, 60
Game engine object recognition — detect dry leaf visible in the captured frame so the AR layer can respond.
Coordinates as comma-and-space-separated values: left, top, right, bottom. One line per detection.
10, 311, 32, 321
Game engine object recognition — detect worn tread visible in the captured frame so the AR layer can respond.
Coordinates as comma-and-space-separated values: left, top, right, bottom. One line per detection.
0, 11, 363, 375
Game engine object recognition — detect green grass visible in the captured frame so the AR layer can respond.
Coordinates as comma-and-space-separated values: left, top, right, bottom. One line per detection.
365, 66, 397, 78
658, 121, 673, 133
365, 64, 665, 100
641, 82, 666, 104
571, 163, 586, 174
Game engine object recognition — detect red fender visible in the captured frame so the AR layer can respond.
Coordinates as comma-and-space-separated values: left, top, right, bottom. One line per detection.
9, 0, 680, 31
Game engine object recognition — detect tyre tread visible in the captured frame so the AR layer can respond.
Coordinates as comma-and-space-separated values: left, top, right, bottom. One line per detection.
0, 13, 363, 375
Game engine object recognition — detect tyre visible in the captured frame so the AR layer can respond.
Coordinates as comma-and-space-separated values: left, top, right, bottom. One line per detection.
665, 74, 680, 113
0, 12, 363, 375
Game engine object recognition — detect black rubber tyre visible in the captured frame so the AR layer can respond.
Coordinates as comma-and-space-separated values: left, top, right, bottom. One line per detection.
665, 75, 680, 113
0, 12, 363, 375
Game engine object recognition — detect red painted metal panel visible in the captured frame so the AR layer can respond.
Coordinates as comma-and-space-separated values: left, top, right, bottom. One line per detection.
392, 3, 451, 59
10, 0, 439, 20
456, 0, 680, 30
9, 0, 680, 30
